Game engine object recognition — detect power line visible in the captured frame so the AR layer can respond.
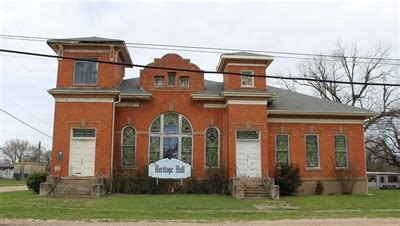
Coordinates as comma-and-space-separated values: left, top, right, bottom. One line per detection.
0, 109, 52, 139
0, 34, 399, 63
1, 48, 399, 87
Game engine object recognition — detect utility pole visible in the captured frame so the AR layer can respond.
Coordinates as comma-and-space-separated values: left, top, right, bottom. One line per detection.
38, 141, 41, 163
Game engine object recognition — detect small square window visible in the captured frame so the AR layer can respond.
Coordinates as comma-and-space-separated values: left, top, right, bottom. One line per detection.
180, 77, 189, 88
241, 70, 254, 87
74, 58, 98, 85
168, 72, 176, 86
154, 76, 164, 88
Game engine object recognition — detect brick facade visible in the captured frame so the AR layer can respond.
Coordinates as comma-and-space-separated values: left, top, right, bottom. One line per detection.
47, 38, 373, 195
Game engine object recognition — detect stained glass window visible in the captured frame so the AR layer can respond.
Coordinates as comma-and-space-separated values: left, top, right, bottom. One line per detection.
237, 131, 259, 140
150, 116, 161, 132
181, 137, 192, 164
205, 127, 219, 167
163, 113, 179, 133
181, 117, 191, 133
276, 134, 289, 165
306, 135, 319, 168
122, 127, 136, 167
334, 135, 348, 168
149, 113, 192, 164
149, 136, 160, 163
168, 72, 176, 86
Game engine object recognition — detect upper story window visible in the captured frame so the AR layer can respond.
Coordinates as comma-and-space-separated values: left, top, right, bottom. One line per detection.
74, 58, 98, 85
154, 76, 164, 88
180, 77, 190, 88
168, 72, 176, 87
241, 70, 254, 87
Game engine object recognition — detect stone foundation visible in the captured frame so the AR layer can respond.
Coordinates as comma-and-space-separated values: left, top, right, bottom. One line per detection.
299, 178, 368, 195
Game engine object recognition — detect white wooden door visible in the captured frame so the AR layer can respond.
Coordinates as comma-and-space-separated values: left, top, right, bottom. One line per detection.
236, 140, 261, 177
69, 129, 96, 177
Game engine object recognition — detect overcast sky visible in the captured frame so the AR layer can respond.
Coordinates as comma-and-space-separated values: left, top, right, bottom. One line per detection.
0, 1, 399, 149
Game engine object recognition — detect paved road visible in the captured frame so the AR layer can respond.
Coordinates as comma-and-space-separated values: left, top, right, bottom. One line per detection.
0, 185, 28, 193
0, 218, 399, 226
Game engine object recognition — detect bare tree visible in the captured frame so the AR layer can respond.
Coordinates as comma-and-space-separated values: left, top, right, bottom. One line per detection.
0, 139, 33, 164
279, 41, 400, 167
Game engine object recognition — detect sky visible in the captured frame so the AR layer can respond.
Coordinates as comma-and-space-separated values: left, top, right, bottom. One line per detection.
0, 1, 399, 149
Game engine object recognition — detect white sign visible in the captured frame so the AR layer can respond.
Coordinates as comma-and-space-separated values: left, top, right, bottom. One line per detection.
148, 158, 191, 179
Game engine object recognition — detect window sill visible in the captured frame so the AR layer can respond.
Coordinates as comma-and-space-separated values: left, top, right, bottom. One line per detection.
121, 166, 137, 169
306, 168, 321, 171
335, 167, 349, 170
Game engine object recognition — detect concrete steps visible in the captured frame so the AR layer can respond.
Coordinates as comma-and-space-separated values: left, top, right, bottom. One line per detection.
244, 185, 269, 198
40, 176, 106, 198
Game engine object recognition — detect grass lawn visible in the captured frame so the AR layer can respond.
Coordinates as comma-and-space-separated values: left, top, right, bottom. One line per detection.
0, 190, 399, 221
0, 179, 26, 187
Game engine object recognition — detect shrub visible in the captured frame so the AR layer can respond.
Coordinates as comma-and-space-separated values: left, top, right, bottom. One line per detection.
335, 161, 360, 195
26, 172, 48, 193
275, 164, 302, 196
207, 167, 228, 194
315, 180, 325, 195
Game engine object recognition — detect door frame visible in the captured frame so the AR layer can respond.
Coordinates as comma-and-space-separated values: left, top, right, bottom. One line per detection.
69, 127, 97, 176
235, 130, 261, 177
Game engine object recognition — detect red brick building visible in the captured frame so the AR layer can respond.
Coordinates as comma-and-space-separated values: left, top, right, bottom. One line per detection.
44, 37, 376, 196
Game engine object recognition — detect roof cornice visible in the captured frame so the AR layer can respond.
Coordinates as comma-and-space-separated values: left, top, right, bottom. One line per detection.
48, 88, 120, 96
268, 110, 378, 118
216, 54, 274, 71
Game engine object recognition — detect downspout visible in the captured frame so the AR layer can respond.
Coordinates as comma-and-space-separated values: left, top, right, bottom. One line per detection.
110, 92, 121, 193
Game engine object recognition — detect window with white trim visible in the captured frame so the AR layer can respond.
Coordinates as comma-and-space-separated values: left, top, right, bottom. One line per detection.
306, 135, 319, 168
241, 70, 254, 87
334, 135, 348, 168
149, 112, 192, 164
74, 58, 98, 84
179, 77, 190, 88
205, 127, 219, 167
122, 126, 136, 167
276, 134, 289, 165
154, 76, 164, 88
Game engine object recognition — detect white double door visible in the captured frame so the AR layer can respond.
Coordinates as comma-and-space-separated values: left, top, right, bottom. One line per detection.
236, 140, 261, 177
69, 139, 95, 176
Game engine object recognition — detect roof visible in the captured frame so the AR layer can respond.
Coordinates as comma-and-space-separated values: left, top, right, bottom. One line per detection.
266, 86, 377, 117
367, 172, 399, 175
117, 77, 152, 99
47, 36, 125, 44
47, 36, 133, 66
216, 51, 274, 71
115, 78, 377, 117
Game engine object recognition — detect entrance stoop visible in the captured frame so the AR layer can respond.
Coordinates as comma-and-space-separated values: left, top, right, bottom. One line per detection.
230, 177, 279, 199
40, 176, 108, 198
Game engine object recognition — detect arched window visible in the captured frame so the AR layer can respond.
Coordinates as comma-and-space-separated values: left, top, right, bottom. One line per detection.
205, 127, 219, 167
122, 126, 136, 167
149, 112, 192, 164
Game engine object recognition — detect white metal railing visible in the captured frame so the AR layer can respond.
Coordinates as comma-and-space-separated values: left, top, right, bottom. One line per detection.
236, 167, 242, 177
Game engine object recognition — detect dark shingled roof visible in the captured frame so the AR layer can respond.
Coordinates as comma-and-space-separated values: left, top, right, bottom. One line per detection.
117, 77, 150, 95
117, 78, 376, 116
47, 36, 125, 44
266, 86, 376, 115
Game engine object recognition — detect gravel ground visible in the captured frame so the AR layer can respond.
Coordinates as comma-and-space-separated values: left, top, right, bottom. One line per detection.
0, 186, 27, 193
0, 218, 399, 226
